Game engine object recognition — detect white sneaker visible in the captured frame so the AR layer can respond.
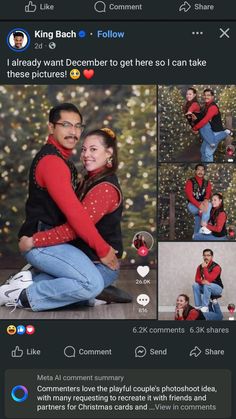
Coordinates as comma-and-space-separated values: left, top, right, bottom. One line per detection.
200, 306, 209, 313
199, 226, 212, 235
5, 270, 32, 285
225, 129, 233, 137
0, 271, 33, 306
211, 299, 218, 304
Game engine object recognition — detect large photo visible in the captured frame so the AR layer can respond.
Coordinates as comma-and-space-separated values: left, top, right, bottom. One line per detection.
0, 84, 156, 319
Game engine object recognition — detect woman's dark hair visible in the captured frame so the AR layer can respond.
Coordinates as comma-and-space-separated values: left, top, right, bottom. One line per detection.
178, 294, 189, 303
49, 103, 83, 124
77, 128, 119, 200
178, 294, 191, 320
187, 87, 197, 95
212, 193, 224, 210
183, 87, 199, 113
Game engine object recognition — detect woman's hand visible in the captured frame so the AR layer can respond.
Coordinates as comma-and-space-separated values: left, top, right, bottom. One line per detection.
176, 308, 183, 317
18, 236, 34, 253
201, 221, 207, 227
101, 247, 119, 270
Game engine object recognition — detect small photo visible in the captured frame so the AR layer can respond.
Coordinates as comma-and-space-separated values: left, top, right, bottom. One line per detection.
7, 29, 30, 52
158, 85, 236, 163
158, 163, 236, 241
158, 242, 236, 321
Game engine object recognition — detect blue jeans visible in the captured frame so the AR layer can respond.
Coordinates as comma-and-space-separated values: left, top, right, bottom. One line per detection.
192, 282, 223, 307
199, 123, 228, 162
23, 244, 119, 311
193, 232, 228, 241
204, 302, 223, 320
187, 202, 212, 234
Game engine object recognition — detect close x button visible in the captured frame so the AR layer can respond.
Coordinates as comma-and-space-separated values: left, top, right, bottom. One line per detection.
219, 27, 230, 38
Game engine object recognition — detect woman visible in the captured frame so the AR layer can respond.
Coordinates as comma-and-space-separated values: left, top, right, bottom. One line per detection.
175, 294, 205, 320
175, 294, 223, 321
5, 128, 129, 311
183, 87, 201, 127
193, 193, 228, 241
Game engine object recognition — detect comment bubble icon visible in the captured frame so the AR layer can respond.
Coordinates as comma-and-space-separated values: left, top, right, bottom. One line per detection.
136, 294, 150, 307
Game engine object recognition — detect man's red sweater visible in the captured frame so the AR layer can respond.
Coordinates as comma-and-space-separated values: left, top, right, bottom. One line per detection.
193, 99, 218, 131
33, 135, 110, 258
195, 260, 221, 284
185, 176, 212, 208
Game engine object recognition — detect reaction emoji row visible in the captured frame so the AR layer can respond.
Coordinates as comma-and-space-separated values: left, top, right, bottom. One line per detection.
7, 324, 35, 335
70, 68, 94, 80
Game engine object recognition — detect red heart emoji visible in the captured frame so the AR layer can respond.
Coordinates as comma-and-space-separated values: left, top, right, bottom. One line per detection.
83, 69, 94, 80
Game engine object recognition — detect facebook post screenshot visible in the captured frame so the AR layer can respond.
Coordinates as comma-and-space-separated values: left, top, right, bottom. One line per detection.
0, 0, 235, 418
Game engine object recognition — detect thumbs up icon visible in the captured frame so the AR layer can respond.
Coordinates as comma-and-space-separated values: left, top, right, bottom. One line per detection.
11, 346, 24, 358
25, 1, 37, 13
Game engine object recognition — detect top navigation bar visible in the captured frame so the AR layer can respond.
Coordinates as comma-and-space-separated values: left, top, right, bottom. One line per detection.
1, 0, 236, 21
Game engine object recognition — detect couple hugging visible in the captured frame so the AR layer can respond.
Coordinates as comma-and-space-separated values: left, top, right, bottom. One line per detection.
184, 87, 233, 162
0, 103, 132, 312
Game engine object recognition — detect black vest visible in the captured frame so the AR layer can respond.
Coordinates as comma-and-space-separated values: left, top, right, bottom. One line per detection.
209, 208, 227, 238
199, 261, 223, 288
184, 305, 205, 320
190, 177, 209, 202
202, 102, 224, 132
18, 143, 78, 238
72, 174, 123, 261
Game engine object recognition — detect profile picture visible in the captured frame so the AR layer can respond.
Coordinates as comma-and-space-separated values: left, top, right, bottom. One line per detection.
7, 28, 30, 52
133, 231, 154, 250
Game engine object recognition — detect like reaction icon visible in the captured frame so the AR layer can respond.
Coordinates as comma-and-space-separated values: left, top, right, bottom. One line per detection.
25, 1, 37, 13
11, 346, 24, 358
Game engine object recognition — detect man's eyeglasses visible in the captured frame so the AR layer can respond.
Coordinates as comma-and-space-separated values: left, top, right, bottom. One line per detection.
54, 121, 85, 130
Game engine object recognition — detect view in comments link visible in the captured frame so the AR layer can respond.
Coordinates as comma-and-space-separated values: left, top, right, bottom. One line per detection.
5, 369, 231, 418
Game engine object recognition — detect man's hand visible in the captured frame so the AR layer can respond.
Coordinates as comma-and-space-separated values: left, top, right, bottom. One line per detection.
192, 128, 199, 135
200, 199, 209, 213
201, 260, 208, 268
201, 221, 207, 227
19, 236, 34, 253
100, 247, 119, 270
201, 279, 210, 285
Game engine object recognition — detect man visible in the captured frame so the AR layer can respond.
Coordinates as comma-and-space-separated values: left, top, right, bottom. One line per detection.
192, 88, 232, 162
0, 103, 119, 310
193, 249, 223, 312
13, 31, 24, 49
185, 164, 212, 235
